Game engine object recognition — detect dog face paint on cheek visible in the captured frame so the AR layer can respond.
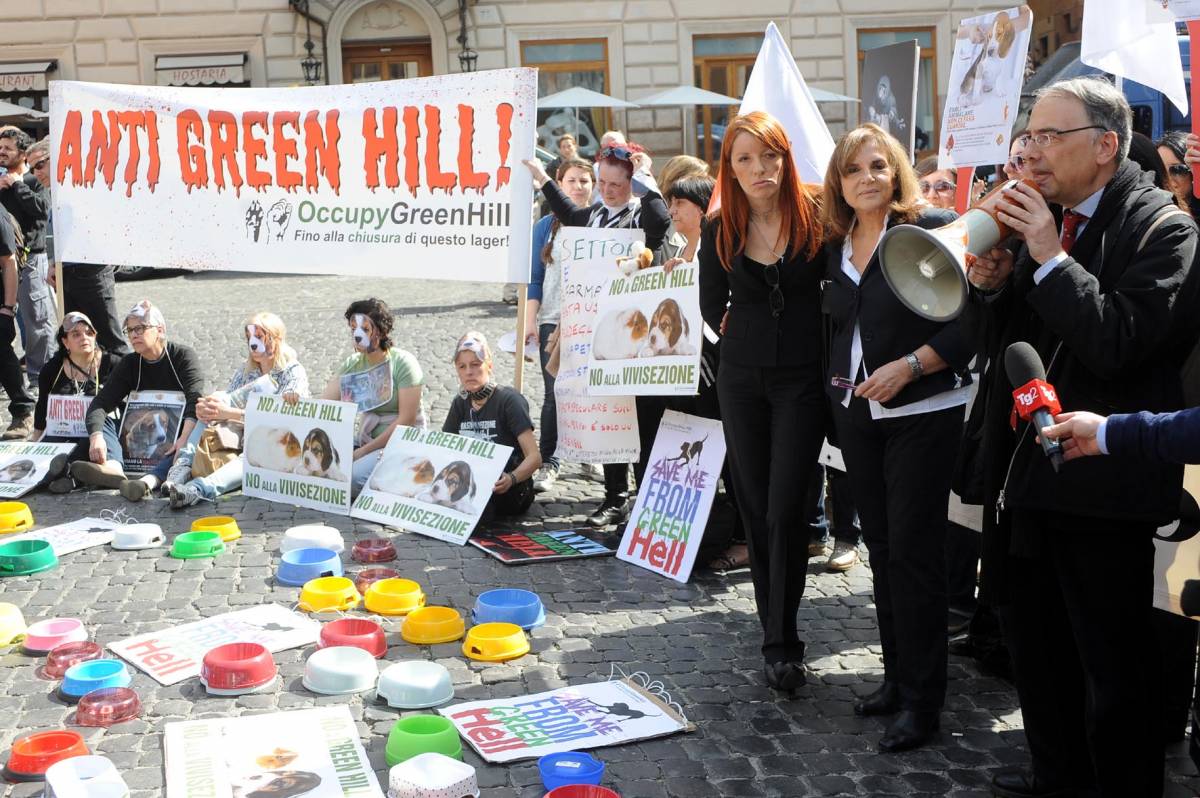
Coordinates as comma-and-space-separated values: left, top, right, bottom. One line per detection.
351, 314, 377, 353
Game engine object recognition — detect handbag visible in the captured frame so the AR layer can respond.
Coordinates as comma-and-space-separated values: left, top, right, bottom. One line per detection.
191, 422, 243, 478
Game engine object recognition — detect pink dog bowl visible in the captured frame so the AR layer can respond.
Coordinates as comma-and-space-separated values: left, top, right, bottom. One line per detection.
38, 641, 103, 681
23, 618, 87, 655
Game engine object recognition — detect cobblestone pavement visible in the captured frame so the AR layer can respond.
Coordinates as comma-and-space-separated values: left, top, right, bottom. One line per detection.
0, 272, 1197, 797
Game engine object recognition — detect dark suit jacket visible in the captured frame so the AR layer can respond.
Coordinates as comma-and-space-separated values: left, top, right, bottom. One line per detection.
1107, 408, 1200, 465
822, 208, 974, 408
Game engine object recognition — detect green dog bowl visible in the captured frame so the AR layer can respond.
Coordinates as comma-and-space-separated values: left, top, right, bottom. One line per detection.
170, 531, 225, 560
0, 539, 58, 576
384, 715, 462, 767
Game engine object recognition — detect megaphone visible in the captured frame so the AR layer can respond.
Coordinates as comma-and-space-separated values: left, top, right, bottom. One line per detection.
879, 179, 1038, 322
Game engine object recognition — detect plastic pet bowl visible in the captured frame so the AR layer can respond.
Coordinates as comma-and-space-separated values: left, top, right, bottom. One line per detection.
0, 538, 58, 576
0, 501, 33, 533
352, 538, 397, 563
388, 752, 478, 798
59, 659, 131, 703
299, 576, 361, 613
472, 589, 545, 630
200, 642, 277, 695
0, 601, 26, 645
539, 752, 605, 791
281, 524, 344, 554
170, 531, 225, 560
3, 730, 89, 782
39, 641, 104, 680
44, 755, 129, 797
191, 515, 241, 543
23, 618, 87, 655
319, 618, 387, 658
364, 578, 426, 616
277, 547, 343, 586
302, 645, 378, 695
75, 688, 142, 727
110, 523, 164, 550
377, 661, 454, 710
544, 787, 620, 798
354, 567, 400, 595
401, 606, 466, 645
462, 623, 530, 663
384, 715, 462, 768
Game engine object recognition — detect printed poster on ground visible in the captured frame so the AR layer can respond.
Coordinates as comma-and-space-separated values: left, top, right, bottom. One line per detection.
587, 263, 703, 396
617, 411, 726, 583
555, 228, 641, 463
0, 516, 119, 555
50, 69, 536, 284
118, 390, 185, 474
44, 394, 89, 438
938, 5, 1033, 170
110, 604, 320, 685
352, 425, 512, 545
440, 678, 691, 763
244, 394, 356, 515
470, 527, 617, 564
0, 441, 76, 498
860, 40, 920, 158
164, 706, 383, 798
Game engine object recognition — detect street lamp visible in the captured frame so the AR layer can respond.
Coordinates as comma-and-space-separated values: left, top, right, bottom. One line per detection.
457, 47, 478, 73
289, 0, 323, 85
456, 0, 477, 73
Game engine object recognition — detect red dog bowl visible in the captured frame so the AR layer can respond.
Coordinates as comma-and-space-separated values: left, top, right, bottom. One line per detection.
4, 730, 89, 782
38, 641, 103, 681
75, 687, 142, 727
354, 567, 400, 595
200, 643, 276, 695
544, 787, 621, 798
352, 538, 397, 563
319, 618, 387, 658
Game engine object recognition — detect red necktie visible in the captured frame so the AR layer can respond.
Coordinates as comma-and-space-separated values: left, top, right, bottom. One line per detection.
1060, 209, 1088, 254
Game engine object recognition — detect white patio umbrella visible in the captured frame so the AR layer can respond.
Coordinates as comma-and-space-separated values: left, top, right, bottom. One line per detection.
634, 85, 741, 106
537, 86, 639, 142
0, 100, 47, 124
808, 87, 860, 103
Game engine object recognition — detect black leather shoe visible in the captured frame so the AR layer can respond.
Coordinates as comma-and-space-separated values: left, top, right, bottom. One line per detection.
854, 681, 900, 716
763, 661, 807, 693
991, 769, 1070, 797
878, 710, 939, 753
587, 500, 628, 527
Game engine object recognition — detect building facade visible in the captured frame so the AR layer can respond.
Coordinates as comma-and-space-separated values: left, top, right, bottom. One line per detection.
1, 0, 1015, 161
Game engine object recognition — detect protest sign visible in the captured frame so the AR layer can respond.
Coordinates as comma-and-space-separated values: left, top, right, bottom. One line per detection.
0, 441, 76, 498
164, 707, 383, 798
244, 394, 355, 515
938, 6, 1033, 170
50, 68, 536, 284
1, 516, 119, 555
440, 678, 690, 763
586, 264, 702, 396
352, 425, 512, 545
617, 411, 726, 582
110, 604, 319, 685
338, 360, 392, 413
861, 40, 919, 158
555, 228, 641, 463
470, 528, 616, 564
119, 390, 185, 474
44, 394, 90, 438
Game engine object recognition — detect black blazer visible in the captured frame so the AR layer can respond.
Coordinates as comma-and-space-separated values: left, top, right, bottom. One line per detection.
698, 217, 824, 369
540, 180, 671, 252
822, 207, 974, 408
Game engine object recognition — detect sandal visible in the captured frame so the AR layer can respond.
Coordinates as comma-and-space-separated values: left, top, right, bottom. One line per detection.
710, 543, 750, 573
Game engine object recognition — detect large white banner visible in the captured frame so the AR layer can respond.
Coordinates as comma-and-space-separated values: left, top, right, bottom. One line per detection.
49, 69, 536, 283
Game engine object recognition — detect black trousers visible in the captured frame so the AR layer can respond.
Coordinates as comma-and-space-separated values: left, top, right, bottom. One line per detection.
600, 395, 668, 504
718, 360, 825, 663
0, 313, 32, 419
999, 512, 1163, 797
833, 397, 962, 711
63, 263, 130, 357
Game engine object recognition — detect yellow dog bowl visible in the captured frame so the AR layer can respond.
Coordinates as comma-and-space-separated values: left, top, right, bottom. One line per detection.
462, 622, 529, 662
191, 515, 241, 543
0, 502, 33, 534
299, 576, 361, 613
364, 578, 426, 617
401, 606, 466, 645
0, 602, 26, 645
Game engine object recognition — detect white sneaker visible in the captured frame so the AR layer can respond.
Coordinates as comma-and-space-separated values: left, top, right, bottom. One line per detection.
579, 463, 604, 481
826, 540, 860, 572
533, 466, 559, 493
808, 540, 829, 558
162, 461, 192, 493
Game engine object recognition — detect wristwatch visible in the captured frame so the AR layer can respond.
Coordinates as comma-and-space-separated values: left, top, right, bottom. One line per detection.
507, 472, 517, 488
905, 352, 924, 379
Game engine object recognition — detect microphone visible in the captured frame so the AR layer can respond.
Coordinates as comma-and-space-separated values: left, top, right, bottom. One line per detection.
1004, 341, 1065, 473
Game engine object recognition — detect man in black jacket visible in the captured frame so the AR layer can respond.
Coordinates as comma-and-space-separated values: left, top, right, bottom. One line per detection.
968, 77, 1200, 797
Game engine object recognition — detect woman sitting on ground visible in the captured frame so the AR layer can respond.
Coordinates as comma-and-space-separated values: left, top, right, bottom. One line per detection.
164, 311, 310, 508
443, 331, 540, 521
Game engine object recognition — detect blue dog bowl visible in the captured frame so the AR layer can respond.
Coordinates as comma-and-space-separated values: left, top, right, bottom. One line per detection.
472, 589, 545, 630
277, 547, 343, 587
538, 751, 605, 790
58, 659, 131, 704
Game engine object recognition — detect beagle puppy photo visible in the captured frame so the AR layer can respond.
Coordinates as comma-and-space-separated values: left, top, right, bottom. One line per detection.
296, 428, 346, 482
245, 427, 303, 474
640, 298, 695, 357
591, 308, 649, 361
369, 455, 436, 497
417, 460, 477, 514
122, 407, 178, 461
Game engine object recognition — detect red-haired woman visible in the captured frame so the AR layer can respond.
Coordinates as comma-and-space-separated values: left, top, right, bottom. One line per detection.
698, 111, 826, 692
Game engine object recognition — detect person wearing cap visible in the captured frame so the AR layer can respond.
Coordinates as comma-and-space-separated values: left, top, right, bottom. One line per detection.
30, 311, 119, 491
71, 300, 204, 500
444, 331, 540, 520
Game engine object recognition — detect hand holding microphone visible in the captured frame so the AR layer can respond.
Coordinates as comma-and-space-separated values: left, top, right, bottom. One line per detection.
1039, 411, 1107, 462
1004, 341, 1065, 472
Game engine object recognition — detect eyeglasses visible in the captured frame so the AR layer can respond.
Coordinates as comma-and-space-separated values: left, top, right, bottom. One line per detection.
31, 158, 48, 171
1169, 163, 1192, 178
1006, 155, 1026, 171
763, 260, 784, 318
600, 147, 633, 161
1017, 126, 1107, 149
919, 180, 956, 194
123, 324, 153, 338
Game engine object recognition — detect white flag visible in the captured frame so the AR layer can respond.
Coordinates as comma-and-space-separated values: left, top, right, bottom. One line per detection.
1080, 0, 1187, 115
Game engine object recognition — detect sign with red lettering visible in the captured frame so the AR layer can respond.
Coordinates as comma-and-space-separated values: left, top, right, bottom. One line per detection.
469, 528, 616, 564
109, 604, 319, 685
45, 394, 90, 438
49, 68, 536, 283
617, 411, 725, 583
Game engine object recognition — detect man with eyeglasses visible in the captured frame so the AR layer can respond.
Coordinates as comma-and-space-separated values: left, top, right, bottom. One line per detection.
966, 77, 1200, 797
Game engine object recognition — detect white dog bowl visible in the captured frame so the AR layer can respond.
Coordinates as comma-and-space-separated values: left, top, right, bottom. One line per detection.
376, 661, 454, 710
45, 755, 129, 798
110, 524, 164, 551
388, 752, 478, 798
302, 646, 377, 695
281, 524, 344, 554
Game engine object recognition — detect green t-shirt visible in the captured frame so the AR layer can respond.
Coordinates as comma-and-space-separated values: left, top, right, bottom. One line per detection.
339, 348, 426, 437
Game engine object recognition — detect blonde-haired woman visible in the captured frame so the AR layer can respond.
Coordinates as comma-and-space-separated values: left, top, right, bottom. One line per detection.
165, 312, 310, 508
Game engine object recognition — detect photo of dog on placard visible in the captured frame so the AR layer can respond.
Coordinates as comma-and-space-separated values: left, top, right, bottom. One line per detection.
119, 396, 186, 472
368, 454, 479, 515
592, 298, 697, 361
246, 426, 347, 482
